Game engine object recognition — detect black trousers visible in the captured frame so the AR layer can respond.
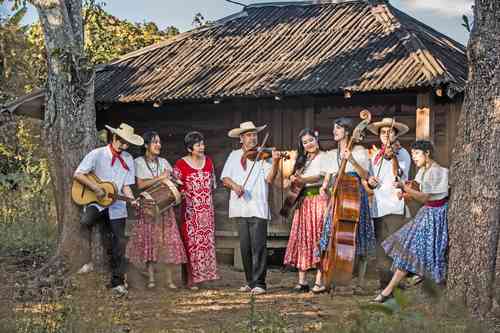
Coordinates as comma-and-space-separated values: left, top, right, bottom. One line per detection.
237, 217, 268, 289
80, 206, 127, 288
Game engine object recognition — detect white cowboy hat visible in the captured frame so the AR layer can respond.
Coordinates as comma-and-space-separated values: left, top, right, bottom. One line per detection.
105, 123, 144, 146
367, 118, 409, 136
228, 121, 267, 138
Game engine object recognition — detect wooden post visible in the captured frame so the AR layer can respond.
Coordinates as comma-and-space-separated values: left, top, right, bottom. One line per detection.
416, 92, 434, 141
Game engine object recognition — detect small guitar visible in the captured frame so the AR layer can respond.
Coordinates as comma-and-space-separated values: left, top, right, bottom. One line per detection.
72, 173, 152, 207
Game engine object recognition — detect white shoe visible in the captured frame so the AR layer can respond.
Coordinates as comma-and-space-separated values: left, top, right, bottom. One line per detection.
77, 263, 94, 274
112, 285, 128, 297
251, 287, 266, 295
239, 285, 252, 292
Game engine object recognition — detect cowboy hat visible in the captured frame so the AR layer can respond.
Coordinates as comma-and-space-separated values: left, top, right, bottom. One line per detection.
105, 123, 144, 146
367, 118, 409, 136
228, 121, 267, 138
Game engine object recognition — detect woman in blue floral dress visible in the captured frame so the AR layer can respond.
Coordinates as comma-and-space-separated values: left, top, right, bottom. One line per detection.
373, 140, 448, 303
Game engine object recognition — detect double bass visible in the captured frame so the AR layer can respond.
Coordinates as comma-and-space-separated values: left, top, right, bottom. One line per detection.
321, 110, 372, 289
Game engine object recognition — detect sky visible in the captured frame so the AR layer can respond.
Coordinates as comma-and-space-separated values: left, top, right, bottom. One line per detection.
2, 0, 472, 45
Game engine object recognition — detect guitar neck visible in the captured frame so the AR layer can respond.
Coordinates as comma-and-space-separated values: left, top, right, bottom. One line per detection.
110, 193, 135, 204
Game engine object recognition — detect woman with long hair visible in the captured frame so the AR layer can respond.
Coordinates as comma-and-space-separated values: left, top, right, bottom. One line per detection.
283, 128, 328, 293
126, 131, 187, 289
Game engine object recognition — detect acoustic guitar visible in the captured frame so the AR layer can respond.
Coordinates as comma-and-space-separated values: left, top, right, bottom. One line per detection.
72, 173, 150, 207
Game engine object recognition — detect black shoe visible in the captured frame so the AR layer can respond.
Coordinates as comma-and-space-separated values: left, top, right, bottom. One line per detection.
292, 284, 310, 293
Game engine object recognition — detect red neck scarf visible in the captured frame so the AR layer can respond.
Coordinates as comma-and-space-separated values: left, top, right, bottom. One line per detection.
373, 145, 386, 166
108, 144, 129, 171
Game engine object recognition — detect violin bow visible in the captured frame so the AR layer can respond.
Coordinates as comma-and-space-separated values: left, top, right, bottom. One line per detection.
240, 132, 270, 193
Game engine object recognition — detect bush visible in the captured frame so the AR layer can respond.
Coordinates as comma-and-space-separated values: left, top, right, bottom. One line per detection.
0, 119, 56, 257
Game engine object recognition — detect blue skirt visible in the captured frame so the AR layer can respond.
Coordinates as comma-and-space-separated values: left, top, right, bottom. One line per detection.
382, 203, 448, 283
317, 173, 376, 258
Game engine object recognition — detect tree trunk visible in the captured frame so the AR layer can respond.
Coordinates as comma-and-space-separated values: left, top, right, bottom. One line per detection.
447, 0, 500, 319
34, 0, 98, 271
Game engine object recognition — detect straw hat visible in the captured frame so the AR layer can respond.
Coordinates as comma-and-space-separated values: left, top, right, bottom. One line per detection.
228, 121, 267, 138
105, 123, 144, 146
367, 118, 409, 136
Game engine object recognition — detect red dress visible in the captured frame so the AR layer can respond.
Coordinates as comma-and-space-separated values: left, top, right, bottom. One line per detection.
174, 157, 218, 286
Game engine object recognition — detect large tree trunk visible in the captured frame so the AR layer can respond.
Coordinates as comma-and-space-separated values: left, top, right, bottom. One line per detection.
447, 0, 500, 319
34, 0, 97, 271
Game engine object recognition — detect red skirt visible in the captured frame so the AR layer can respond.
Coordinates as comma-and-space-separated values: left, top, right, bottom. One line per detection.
126, 207, 187, 266
284, 193, 327, 271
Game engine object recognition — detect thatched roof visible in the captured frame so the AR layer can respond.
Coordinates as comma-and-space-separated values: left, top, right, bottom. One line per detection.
94, 0, 466, 103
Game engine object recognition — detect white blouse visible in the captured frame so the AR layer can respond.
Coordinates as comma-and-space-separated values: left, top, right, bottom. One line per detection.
320, 145, 370, 175
134, 156, 172, 180
415, 163, 449, 201
298, 151, 325, 187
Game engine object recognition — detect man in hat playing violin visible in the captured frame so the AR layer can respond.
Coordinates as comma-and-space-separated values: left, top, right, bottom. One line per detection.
366, 118, 412, 289
74, 123, 144, 297
221, 121, 281, 295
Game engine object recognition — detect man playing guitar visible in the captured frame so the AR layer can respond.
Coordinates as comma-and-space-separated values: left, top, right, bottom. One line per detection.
74, 123, 143, 297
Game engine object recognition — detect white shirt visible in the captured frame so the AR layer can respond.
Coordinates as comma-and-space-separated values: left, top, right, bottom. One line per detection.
370, 147, 412, 218
320, 145, 370, 175
415, 163, 449, 201
75, 145, 135, 220
220, 149, 273, 219
135, 156, 172, 179
300, 151, 325, 187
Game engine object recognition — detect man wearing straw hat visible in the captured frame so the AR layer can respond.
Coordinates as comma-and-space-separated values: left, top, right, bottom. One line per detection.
74, 123, 144, 297
221, 121, 280, 295
366, 118, 412, 289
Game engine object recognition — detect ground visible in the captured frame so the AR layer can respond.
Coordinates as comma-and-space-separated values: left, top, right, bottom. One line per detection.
0, 254, 480, 333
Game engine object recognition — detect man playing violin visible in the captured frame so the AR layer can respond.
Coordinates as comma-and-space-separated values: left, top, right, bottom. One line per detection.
221, 121, 281, 295
366, 118, 411, 289
74, 123, 143, 297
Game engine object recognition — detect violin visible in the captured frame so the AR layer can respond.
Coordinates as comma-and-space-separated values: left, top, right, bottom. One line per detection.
242, 147, 290, 162
399, 180, 419, 202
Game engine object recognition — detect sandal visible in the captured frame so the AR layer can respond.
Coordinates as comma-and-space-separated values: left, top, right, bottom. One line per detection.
168, 283, 178, 290
311, 284, 326, 294
147, 281, 156, 289
292, 284, 310, 293
409, 275, 424, 286
371, 292, 393, 303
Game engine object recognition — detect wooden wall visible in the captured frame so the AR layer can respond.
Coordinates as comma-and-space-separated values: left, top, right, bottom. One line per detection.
96, 90, 462, 238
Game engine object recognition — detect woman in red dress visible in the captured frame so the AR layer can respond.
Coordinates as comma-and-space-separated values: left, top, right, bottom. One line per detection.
174, 131, 218, 289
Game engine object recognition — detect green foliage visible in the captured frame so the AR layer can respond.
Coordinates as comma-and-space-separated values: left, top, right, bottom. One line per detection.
0, 119, 56, 257
462, 14, 472, 33
83, 3, 179, 65
329, 288, 486, 333
238, 294, 288, 333
0, 6, 39, 104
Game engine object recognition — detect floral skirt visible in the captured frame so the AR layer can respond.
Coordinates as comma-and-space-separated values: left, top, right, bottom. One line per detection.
126, 207, 187, 266
382, 204, 448, 283
284, 193, 327, 271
